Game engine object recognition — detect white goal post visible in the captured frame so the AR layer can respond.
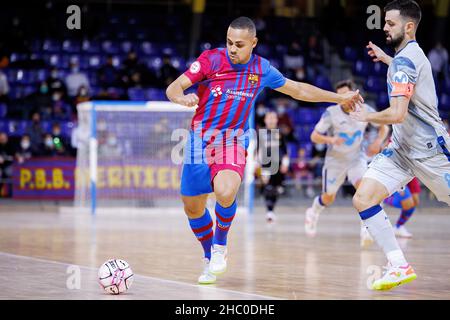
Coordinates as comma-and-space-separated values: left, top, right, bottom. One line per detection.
74, 101, 255, 215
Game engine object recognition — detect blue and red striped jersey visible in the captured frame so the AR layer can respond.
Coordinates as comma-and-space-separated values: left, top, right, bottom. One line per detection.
183, 48, 286, 140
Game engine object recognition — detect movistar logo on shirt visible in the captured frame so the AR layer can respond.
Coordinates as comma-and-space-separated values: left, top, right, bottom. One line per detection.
338, 130, 362, 146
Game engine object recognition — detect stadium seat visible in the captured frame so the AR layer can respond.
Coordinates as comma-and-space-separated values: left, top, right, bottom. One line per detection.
161, 44, 177, 56
147, 56, 163, 71
314, 75, 333, 91
9, 53, 28, 64
0, 103, 7, 119
128, 88, 146, 101
0, 119, 7, 132
36, 69, 49, 82
101, 40, 119, 54
61, 121, 75, 137
297, 109, 316, 125
373, 62, 388, 77
199, 42, 212, 52
364, 76, 384, 93
170, 56, 186, 70
82, 40, 101, 53
88, 55, 103, 69
140, 42, 159, 56
353, 60, 371, 77
440, 93, 450, 111
287, 142, 299, 159
62, 40, 81, 53
120, 41, 134, 54
146, 88, 167, 101
343, 46, 358, 61
376, 92, 389, 108
42, 39, 61, 53
6, 120, 28, 137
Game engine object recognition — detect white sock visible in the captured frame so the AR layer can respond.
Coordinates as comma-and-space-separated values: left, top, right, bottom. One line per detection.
386, 250, 408, 267
361, 207, 407, 267
312, 196, 326, 214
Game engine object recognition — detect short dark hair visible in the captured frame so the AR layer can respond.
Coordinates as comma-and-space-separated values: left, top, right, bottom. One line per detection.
335, 79, 356, 91
384, 0, 422, 26
229, 16, 256, 36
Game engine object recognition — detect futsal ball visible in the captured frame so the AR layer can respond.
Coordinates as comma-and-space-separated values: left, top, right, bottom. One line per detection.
98, 259, 134, 295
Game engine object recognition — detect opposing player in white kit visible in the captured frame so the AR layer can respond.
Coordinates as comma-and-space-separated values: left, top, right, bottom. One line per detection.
305, 80, 388, 248
351, 0, 450, 290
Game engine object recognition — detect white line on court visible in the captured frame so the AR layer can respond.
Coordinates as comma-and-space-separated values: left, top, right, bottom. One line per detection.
0, 251, 281, 300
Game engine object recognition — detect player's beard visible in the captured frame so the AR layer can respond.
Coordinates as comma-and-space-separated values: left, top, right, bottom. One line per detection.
386, 30, 405, 50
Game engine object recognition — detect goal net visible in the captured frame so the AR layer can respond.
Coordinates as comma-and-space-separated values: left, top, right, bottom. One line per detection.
74, 101, 255, 214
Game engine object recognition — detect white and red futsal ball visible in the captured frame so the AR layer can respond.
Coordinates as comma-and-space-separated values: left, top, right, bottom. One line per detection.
98, 259, 134, 294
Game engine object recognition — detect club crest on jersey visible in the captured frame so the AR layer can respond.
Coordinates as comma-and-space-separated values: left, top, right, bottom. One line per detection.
211, 85, 223, 97
248, 74, 259, 86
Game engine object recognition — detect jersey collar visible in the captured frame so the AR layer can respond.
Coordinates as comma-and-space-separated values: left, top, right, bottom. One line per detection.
395, 40, 417, 56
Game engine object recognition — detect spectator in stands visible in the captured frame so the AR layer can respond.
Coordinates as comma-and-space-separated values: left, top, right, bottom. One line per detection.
15, 134, 34, 164
121, 50, 158, 88
31, 81, 53, 120
309, 143, 326, 178
255, 102, 269, 129
66, 61, 90, 97
428, 42, 449, 85
46, 67, 67, 97
40, 133, 58, 157
51, 90, 71, 121
0, 66, 9, 103
284, 40, 306, 82
72, 85, 90, 112
51, 123, 70, 155
99, 132, 122, 158
159, 54, 178, 88
0, 132, 14, 197
275, 100, 297, 143
305, 34, 325, 80
98, 55, 119, 88
26, 112, 45, 150
292, 147, 315, 198
123, 50, 140, 71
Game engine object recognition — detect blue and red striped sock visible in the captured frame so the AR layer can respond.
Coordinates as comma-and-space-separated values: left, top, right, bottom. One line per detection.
213, 200, 237, 246
188, 209, 214, 260
396, 208, 415, 228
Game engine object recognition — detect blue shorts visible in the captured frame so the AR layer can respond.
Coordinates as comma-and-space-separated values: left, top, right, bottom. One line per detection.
180, 163, 214, 196
384, 186, 412, 209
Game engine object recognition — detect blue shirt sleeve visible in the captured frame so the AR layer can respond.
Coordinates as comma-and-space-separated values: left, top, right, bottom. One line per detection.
263, 65, 286, 89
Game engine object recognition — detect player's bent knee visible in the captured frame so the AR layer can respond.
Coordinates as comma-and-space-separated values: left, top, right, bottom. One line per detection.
352, 192, 373, 212
181, 196, 207, 218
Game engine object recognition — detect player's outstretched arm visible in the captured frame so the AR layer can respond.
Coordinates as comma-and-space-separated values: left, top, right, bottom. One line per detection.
275, 79, 363, 109
350, 96, 409, 125
166, 74, 199, 107
367, 41, 393, 65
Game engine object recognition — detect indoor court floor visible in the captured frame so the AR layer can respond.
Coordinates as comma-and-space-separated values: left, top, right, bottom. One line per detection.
1, 204, 449, 300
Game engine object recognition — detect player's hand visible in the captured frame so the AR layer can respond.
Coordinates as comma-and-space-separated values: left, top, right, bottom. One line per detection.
280, 164, 289, 174
366, 41, 391, 65
178, 93, 199, 107
339, 90, 364, 111
349, 104, 369, 122
330, 136, 345, 146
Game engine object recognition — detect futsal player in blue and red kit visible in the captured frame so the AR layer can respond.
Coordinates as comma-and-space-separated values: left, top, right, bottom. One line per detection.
166, 17, 363, 284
